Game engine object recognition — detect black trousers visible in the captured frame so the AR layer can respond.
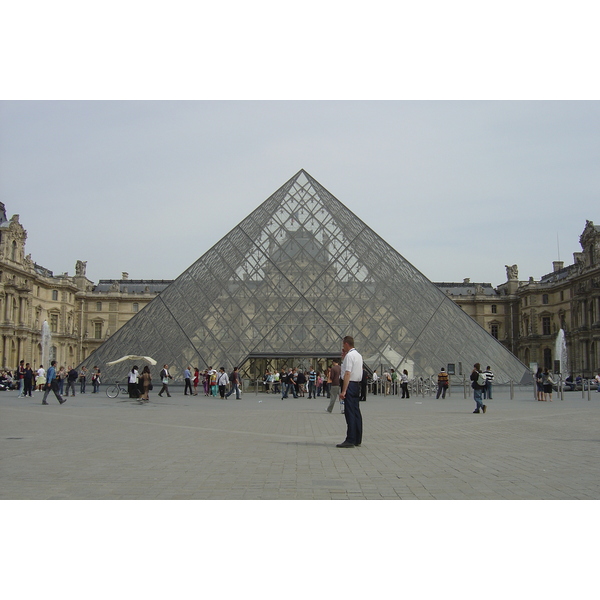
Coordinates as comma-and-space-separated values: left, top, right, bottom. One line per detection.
184, 378, 193, 394
343, 381, 363, 445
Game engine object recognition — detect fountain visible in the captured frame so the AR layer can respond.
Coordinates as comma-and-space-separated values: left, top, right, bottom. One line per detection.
555, 328, 569, 377
41, 320, 51, 367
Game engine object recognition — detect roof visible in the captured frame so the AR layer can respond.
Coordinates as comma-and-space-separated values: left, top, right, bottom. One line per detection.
93, 279, 173, 293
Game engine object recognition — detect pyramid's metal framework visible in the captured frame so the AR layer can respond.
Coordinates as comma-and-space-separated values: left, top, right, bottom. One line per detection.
81, 170, 529, 384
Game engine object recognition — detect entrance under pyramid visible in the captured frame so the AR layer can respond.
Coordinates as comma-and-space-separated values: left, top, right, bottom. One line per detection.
80, 170, 530, 385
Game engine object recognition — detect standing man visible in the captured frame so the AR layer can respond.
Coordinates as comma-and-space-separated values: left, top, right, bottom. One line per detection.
371, 369, 378, 395
183, 366, 193, 395
158, 364, 173, 397
436, 367, 449, 399
337, 336, 363, 448
470, 363, 487, 414
307, 367, 317, 399
226, 367, 241, 399
23, 362, 34, 397
66, 366, 78, 397
42, 360, 66, 405
326, 359, 341, 413
79, 365, 88, 394
17, 359, 25, 397
482, 365, 494, 399
217, 367, 229, 398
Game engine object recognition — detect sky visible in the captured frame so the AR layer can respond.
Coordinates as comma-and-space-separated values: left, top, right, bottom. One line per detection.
1, 100, 599, 288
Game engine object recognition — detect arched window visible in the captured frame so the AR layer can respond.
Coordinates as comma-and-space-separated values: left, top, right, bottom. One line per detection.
11, 240, 17, 261
52, 290, 59, 301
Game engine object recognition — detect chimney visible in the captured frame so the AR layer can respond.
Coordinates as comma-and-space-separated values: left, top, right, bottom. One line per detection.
122, 272, 129, 280
553, 261, 564, 272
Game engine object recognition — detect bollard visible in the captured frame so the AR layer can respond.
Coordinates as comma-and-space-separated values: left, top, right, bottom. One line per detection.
463, 374, 467, 400
588, 380, 591, 402
510, 380, 514, 400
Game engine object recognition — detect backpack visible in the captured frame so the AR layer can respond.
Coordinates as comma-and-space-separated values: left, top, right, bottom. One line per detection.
477, 372, 487, 387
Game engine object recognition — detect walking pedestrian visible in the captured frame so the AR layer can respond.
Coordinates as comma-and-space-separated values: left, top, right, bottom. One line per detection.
326, 359, 341, 413
41, 360, 66, 405
470, 363, 487, 414
225, 367, 241, 399
139, 365, 152, 401
158, 364, 173, 397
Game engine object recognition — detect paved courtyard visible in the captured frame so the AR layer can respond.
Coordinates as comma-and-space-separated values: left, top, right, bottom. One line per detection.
2, 384, 600, 500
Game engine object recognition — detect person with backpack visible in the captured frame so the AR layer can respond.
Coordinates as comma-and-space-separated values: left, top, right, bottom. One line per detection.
436, 367, 449, 399
469, 363, 487, 414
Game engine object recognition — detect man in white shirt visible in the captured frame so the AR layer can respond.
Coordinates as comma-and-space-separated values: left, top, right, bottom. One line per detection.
158, 364, 173, 397
337, 335, 364, 448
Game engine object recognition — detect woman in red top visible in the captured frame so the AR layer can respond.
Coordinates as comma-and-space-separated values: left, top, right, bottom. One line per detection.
193, 368, 200, 396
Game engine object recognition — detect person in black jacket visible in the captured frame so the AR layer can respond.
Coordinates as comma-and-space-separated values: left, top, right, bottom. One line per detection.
66, 366, 78, 397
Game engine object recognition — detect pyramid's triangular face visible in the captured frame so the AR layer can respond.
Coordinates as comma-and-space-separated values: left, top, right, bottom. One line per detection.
83, 170, 529, 384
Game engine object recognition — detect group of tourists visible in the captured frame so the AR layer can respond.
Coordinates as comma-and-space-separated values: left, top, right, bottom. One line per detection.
12, 360, 102, 400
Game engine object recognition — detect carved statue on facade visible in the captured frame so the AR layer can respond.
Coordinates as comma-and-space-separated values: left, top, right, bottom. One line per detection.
505, 264, 518, 280
75, 260, 87, 277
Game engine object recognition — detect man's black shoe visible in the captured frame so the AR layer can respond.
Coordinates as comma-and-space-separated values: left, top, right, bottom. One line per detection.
473, 409, 480, 413
336, 442, 355, 448
482, 405, 487, 413
42, 401, 49, 405
59, 398, 66, 404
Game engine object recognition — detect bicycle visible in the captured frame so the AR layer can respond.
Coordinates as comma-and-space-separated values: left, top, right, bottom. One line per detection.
106, 381, 129, 398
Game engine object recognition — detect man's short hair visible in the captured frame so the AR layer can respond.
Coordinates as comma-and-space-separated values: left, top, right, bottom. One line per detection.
343, 335, 354, 347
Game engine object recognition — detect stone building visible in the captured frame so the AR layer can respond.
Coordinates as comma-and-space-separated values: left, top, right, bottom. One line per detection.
499, 220, 600, 378
0, 202, 167, 371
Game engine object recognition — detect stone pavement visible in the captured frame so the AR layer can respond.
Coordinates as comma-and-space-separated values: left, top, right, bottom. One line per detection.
2, 384, 600, 499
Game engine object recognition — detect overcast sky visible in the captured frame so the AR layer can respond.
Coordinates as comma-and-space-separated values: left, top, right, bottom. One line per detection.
1, 100, 598, 287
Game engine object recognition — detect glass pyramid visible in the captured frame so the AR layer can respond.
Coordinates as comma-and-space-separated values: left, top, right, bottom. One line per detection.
81, 170, 530, 384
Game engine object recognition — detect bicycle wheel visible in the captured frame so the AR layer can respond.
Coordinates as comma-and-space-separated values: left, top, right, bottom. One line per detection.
106, 384, 120, 398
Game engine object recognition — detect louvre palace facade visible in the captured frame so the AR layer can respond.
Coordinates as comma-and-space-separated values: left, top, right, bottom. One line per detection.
1, 172, 598, 382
